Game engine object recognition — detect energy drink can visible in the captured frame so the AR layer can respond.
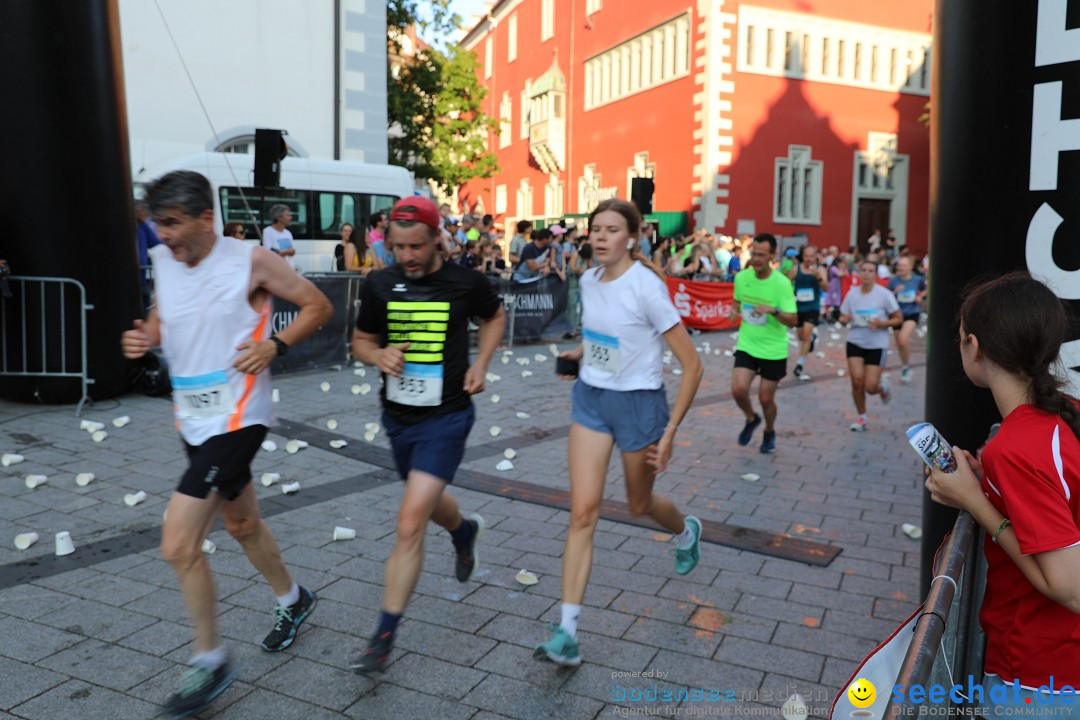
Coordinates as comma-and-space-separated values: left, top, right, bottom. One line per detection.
906, 422, 958, 473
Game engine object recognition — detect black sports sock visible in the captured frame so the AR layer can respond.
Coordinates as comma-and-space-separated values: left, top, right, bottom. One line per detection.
449, 517, 475, 546
376, 610, 402, 637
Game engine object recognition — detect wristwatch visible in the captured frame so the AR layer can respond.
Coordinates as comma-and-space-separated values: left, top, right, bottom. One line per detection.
269, 335, 289, 356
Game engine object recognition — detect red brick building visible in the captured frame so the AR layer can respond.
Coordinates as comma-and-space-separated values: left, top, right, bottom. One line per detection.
458, 0, 932, 254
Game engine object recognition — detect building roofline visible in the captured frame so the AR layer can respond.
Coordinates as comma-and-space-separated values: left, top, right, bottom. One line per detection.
459, 0, 524, 49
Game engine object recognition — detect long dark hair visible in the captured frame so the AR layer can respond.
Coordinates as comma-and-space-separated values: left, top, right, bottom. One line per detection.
587, 198, 662, 279
960, 272, 1080, 441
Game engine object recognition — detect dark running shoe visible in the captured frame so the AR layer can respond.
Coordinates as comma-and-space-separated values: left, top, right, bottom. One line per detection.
350, 631, 394, 674
261, 586, 316, 652
810, 328, 818, 353
453, 513, 485, 582
164, 663, 236, 718
760, 430, 777, 454
737, 414, 762, 446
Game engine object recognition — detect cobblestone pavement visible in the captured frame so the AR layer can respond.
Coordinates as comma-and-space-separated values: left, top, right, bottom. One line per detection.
0, 326, 928, 720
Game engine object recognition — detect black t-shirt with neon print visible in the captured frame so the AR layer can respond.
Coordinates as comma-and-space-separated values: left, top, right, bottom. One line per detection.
357, 262, 502, 424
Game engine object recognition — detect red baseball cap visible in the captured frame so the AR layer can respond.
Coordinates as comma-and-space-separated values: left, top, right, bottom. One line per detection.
389, 196, 441, 230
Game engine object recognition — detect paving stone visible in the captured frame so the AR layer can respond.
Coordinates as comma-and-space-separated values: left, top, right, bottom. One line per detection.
462, 674, 605, 720
263, 656, 375, 711
394, 618, 498, 666
0, 656, 66, 711
609, 590, 697, 625
771, 622, 879, 663
382, 652, 487, 701
0, 616, 83, 663
656, 578, 741, 611
463, 585, 557, 619
712, 637, 824, 684
8, 679, 160, 720
35, 598, 157, 642
473, 642, 574, 687
115, 618, 193, 657
733, 595, 824, 626
37, 639, 171, 691
217, 687, 352, 719
345, 683, 477, 720
0, 584, 79, 621
406, 594, 500, 634
622, 616, 724, 658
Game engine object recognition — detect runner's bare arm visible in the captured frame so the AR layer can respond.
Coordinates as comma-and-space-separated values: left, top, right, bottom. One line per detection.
464, 306, 507, 394
234, 247, 333, 374
647, 322, 704, 472
773, 309, 798, 327
120, 309, 161, 358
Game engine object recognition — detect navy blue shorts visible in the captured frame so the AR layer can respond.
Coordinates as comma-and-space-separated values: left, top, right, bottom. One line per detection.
571, 380, 669, 452
383, 405, 475, 483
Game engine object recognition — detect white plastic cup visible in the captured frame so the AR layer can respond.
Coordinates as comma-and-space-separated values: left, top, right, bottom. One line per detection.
82, 421, 105, 433
55, 531, 75, 556
282, 481, 301, 494
14, 532, 39, 550
261, 472, 281, 487
261, 440, 277, 452
272, 388, 280, 403
124, 491, 147, 507
285, 440, 302, 454
75, 472, 96, 487
25, 474, 47, 489
333, 526, 356, 541
112, 415, 131, 428
91, 430, 108, 443
2, 453, 25, 467
201, 539, 216, 554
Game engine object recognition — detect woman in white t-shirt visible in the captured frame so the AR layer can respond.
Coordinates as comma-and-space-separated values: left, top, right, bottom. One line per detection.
839, 260, 902, 432
534, 198, 704, 667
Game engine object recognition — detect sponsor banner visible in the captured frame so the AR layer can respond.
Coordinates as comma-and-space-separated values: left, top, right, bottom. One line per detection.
666, 277, 739, 330
840, 275, 889, 299
270, 273, 359, 374
499, 274, 572, 342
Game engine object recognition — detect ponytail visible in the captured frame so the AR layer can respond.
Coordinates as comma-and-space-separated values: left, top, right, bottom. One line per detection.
1030, 368, 1080, 442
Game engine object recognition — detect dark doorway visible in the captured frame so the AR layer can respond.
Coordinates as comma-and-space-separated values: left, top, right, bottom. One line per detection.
856, 198, 891, 255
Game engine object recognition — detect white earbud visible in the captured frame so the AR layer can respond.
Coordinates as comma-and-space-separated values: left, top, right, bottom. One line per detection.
626, 239, 635, 250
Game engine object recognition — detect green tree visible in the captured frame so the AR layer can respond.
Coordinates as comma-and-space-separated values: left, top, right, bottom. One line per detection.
387, 1, 499, 195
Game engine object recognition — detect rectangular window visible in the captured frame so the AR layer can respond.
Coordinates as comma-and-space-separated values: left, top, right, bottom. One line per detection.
484, 37, 492, 79
837, 39, 845, 77
746, 25, 755, 65
889, 48, 897, 85
583, 13, 691, 110
920, 48, 929, 89
776, 165, 787, 218
853, 42, 862, 79
783, 31, 794, 71
765, 28, 775, 69
221, 188, 311, 238
801, 33, 810, 74
821, 38, 830, 75
508, 14, 518, 62
904, 49, 914, 86
541, 0, 554, 41
586, 0, 602, 14
316, 191, 358, 237
495, 185, 507, 214
520, 83, 531, 139
870, 45, 879, 83
774, 146, 822, 225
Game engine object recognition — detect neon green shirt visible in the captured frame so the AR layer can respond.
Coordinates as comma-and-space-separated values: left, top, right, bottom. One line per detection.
733, 267, 797, 360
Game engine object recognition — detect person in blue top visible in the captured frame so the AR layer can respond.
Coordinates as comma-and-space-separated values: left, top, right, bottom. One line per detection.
887, 255, 927, 384
792, 245, 828, 381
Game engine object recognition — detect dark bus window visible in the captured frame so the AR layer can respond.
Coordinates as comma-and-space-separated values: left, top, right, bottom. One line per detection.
219, 187, 310, 239
368, 195, 398, 220
316, 191, 359, 239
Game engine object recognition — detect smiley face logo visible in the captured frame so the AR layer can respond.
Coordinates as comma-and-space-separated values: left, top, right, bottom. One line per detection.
847, 678, 876, 709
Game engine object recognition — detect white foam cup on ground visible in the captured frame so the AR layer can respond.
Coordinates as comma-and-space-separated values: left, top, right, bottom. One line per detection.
202, 539, 216, 554
261, 440, 277, 452
75, 472, 95, 487
329, 439, 348, 449
124, 491, 147, 507
112, 415, 131, 428
2, 453, 25, 467
261, 472, 281, 487
496, 459, 514, 471
15, 532, 39, 550
25, 475, 47, 489
54, 531, 75, 556
92, 430, 108, 443
327, 419, 338, 430
333, 526, 356, 541
282, 481, 301, 494
272, 388, 280, 403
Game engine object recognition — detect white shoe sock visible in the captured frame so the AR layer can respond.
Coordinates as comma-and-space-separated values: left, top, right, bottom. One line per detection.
674, 520, 697, 549
797, 355, 807, 367
859, 413, 868, 423
560, 603, 582, 638
276, 582, 300, 608
191, 645, 227, 669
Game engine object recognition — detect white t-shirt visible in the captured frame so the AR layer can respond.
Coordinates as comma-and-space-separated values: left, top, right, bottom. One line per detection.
841, 284, 900, 350
262, 226, 296, 269
579, 262, 681, 391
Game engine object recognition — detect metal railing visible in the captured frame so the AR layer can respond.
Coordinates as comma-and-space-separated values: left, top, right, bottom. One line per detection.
884, 510, 984, 717
0, 276, 95, 415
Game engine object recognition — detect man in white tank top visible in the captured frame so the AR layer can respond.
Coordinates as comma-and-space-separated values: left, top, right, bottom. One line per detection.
121, 170, 333, 718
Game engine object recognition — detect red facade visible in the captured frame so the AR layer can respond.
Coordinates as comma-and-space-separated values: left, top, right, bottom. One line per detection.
460, 0, 932, 255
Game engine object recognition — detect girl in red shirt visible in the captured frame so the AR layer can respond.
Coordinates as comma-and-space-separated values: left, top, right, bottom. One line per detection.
926, 273, 1080, 708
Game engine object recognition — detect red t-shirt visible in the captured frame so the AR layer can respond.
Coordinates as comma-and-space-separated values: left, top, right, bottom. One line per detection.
979, 403, 1080, 688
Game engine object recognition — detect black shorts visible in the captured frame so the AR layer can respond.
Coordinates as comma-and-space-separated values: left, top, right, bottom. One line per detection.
845, 342, 886, 366
733, 350, 787, 382
796, 311, 820, 327
179, 424, 268, 500
902, 313, 920, 325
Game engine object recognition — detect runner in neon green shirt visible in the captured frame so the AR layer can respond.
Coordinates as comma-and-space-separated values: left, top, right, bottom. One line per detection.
727, 234, 797, 453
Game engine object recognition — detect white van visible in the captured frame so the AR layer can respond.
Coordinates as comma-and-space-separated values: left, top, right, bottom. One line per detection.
135, 152, 414, 272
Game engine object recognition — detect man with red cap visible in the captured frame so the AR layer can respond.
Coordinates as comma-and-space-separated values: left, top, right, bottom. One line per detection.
349, 195, 506, 673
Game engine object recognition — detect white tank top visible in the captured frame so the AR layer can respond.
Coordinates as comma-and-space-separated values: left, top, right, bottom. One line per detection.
150, 237, 273, 446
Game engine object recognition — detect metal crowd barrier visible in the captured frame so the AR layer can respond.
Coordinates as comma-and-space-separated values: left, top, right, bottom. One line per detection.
884, 510, 984, 718
0, 276, 95, 415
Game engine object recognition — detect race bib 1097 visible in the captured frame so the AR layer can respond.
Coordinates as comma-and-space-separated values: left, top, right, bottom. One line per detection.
172, 370, 237, 420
